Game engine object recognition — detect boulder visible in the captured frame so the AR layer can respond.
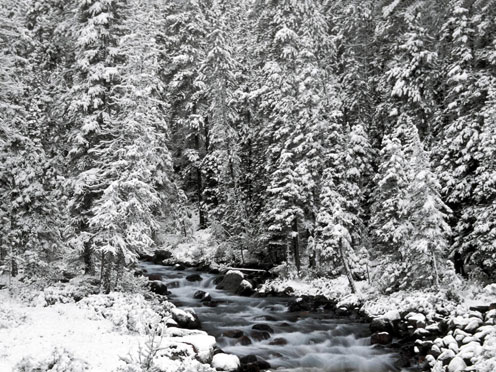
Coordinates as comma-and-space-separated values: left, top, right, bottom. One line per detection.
214, 276, 224, 285
256, 359, 271, 370
255, 315, 277, 321
252, 324, 274, 333
464, 318, 482, 333
335, 306, 352, 316
405, 312, 427, 329
186, 274, 203, 282
240, 364, 260, 372
236, 280, 254, 296
484, 283, 496, 296
447, 356, 467, 372
147, 273, 162, 281
371, 332, 393, 345
176, 333, 216, 363
485, 309, 496, 321
251, 330, 271, 341
237, 336, 252, 345
458, 341, 483, 360
171, 308, 201, 329
370, 318, 394, 334
193, 290, 212, 302
212, 353, 240, 371
239, 355, 270, 372
203, 301, 220, 307
216, 270, 244, 292
174, 264, 186, 271
149, 281, 168, 296
222, 330, 244, 338
438, 348, 456, 364
382, 310, 401, 322
239, 355, 257, 364
269, 337, 288, 346
430, 344, 442, 358
442, 335, 457, 347
152, 249, 172, 264
288, 297, 313, 312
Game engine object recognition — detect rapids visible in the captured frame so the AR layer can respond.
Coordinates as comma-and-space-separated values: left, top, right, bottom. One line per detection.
141, 262, 413, 372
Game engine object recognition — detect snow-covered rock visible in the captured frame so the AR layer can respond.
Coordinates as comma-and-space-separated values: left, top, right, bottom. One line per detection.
454, 329, 470, 342
171, 308, 201, 329
485, 309, 496, 321
438, 348, 456, 362
458, 341, 483, 360
236, 280, 254, 296
381, 309, 401, 322
406, 312, 426, 328
465, 318, 483, 333
443, 335, 457, 347
176, 334, 216, 363
483, 283, 496, 296
211, 353, 240, 371
447, 356, 467, 372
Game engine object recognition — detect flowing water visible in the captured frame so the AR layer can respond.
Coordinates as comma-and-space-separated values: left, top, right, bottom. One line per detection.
141, 262, 410, 372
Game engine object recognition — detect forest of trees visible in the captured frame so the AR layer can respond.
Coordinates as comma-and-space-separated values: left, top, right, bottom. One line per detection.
1, 0, 495, 293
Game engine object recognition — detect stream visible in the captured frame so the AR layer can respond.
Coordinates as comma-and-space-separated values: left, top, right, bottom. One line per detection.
141, 262, 409, 372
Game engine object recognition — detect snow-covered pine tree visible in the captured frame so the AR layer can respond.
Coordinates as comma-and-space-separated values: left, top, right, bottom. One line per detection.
66, 0, 129, 276
436, 0, 496, 279
369, 135, 411, 258
159, 0, 210, 229
371, 114, 452, 290
314, 123, 373, 283
253, 0, 341, 273
67, 0, 173, 290
315, 170, 357, 293
197, 0, 241, 227
0, 0, 64, 281
402, 119, 452, 289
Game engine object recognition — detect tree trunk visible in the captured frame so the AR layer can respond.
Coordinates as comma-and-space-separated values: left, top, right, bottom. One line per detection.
83, 239, 95, 275
431, 247, 440, 288
339, 237, 357, 293
100, 251, 105, 282
195, 133, 206, 229
115, 251, 125, 289
103, 253, 113, 294
291, 217, 301, 274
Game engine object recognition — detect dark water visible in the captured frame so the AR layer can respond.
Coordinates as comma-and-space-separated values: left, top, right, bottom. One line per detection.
141, 262, 406, 372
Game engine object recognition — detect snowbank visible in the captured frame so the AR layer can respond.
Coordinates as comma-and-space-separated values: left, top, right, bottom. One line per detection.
0, 285, 216, 372
211, 353, 240, 371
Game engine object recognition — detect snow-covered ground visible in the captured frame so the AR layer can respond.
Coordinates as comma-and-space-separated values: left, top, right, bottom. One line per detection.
0, 283, 218, 372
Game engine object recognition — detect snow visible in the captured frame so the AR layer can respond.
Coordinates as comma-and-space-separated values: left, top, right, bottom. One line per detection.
259, 275, 369, 301
172, 334, 216, 363
0, 287, 217, 371
0, 289, 145, 371
211, 353, 240, 371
